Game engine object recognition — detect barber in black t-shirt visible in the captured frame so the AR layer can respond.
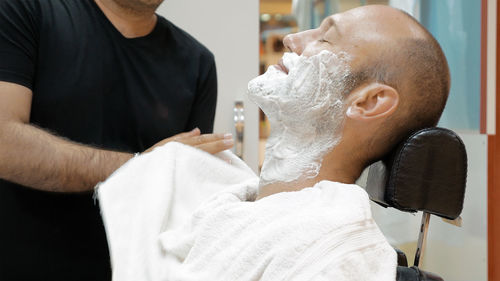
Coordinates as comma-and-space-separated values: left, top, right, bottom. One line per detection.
0, 0, 234, 280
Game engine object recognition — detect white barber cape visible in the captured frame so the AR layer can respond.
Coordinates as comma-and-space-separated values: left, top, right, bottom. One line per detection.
97, 142, 396, 281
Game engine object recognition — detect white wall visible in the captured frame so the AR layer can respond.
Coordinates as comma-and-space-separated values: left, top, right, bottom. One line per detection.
157, 0, 260, 171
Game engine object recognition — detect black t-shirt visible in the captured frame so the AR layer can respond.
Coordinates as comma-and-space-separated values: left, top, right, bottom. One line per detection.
0, 0, 217, 280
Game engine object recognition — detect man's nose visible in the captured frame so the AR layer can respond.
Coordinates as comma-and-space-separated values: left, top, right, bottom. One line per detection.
283, 33, 304, 55
283, 29, 317, 55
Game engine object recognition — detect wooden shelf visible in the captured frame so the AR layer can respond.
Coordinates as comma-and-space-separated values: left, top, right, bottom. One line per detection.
260, 0, 292, 15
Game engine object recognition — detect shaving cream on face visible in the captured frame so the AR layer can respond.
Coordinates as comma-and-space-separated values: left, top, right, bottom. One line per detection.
247, 50, 352, 186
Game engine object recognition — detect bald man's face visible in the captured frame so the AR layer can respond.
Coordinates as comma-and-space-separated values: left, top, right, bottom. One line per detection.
283, 5, 424, 70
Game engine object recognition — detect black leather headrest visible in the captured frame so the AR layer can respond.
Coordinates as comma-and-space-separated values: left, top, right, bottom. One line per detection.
366, 127, 467, 220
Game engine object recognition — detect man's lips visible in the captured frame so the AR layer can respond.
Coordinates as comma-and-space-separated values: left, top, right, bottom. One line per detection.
274, 59, 289, 74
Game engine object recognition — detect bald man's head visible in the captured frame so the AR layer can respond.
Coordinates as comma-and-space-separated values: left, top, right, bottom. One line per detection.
279, 5, 450, 165
341, 7, 450, 162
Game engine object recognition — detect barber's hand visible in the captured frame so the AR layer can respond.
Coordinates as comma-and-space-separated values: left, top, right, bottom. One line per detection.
145, 128, 234, 154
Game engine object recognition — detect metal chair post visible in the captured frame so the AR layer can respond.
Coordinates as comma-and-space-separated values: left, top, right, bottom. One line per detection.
414, 212, 431, 267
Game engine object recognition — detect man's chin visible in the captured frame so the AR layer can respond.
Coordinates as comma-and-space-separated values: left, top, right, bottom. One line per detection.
114, 0, 164, 13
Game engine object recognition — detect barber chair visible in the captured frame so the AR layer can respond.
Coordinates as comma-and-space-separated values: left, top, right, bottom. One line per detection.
366, 127, 467, 281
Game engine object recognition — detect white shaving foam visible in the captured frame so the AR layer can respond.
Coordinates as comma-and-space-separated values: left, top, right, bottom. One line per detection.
247, 50, 352, 186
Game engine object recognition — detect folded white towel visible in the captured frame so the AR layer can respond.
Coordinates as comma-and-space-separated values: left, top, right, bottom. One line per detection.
98, 142, 396, 281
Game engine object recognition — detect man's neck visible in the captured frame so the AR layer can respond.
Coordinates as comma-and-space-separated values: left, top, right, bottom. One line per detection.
256, 146, 365, 200
95, 0, 158, 38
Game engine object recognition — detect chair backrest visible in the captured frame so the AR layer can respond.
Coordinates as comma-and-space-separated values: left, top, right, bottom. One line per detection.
366, 127, 467, 220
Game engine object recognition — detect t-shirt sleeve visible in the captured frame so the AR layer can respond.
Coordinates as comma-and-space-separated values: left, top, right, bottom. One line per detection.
185, 51, 217, 134
0, 0, 39, 89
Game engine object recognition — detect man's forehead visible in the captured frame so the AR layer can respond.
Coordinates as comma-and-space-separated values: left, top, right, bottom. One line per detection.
321, 5, 425, 40
318, 9, 372, 37
322, 6, 368, 26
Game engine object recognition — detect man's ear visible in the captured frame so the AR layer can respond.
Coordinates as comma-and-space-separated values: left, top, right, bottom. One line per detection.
346, 83, 399, 120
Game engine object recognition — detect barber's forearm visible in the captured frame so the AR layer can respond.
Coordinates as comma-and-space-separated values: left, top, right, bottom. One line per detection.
0, 121, 133, 192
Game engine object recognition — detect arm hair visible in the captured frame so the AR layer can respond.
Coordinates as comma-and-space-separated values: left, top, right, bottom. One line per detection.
0, 81, 132, 192
0, 121, 132, 192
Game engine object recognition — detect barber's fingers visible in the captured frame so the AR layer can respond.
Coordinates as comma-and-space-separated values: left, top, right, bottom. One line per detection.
144, 128, 201, 153
174, 132, 234, 154
169, 128, 201, 141
194, 138, 234, 154
178, 133, 232, 147
145, 129, 233, 155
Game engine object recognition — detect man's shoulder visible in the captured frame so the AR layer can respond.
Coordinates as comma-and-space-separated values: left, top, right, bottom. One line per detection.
156, 15, 214, 61
0, 0, 94, 26
0, 0, 39, 17
0, 0, 37, 9
0, 0, 86, 14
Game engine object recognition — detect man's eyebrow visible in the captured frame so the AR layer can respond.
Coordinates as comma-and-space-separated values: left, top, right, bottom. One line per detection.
326, 17, 336, 28
321, 17, 340, 34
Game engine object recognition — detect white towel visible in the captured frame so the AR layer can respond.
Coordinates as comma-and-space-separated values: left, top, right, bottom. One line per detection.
98, 142, 396, 281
